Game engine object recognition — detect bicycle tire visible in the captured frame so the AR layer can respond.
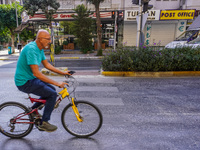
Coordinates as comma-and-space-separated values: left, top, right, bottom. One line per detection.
61, 100, 103, 138
0, 102, 34, 138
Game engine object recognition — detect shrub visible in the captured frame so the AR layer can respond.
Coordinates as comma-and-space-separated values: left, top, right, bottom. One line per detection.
63, 41, 68, 45
55, 45, 62, 54
101, 46, 200, 72
102, 48, 134, 71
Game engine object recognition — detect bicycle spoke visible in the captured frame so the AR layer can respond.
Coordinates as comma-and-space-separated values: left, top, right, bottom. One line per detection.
0, 102, 34, 138
62, 101, 103, 137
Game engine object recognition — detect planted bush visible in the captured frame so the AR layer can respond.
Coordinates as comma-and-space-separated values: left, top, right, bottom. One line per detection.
102, 46, 200, 72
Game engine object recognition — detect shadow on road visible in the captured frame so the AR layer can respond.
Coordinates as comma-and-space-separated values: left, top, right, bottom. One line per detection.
0, 138, 42, 150
0, 137, 101, 150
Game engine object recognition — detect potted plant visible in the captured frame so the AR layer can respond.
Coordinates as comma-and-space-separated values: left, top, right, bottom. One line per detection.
63, 41, 68, 50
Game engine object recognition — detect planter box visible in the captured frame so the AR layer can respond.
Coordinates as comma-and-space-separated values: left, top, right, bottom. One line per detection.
94, 43, 106, 50
67, 43, 74, 50
63, 43, 74, 50
63, 45, 68, 50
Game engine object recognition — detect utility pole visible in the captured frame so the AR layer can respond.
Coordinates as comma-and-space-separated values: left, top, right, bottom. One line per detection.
136, 0, 142, 48
114, 10, 117, 50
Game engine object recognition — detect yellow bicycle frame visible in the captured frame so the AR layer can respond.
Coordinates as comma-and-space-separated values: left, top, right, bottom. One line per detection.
59, 88, 69, 99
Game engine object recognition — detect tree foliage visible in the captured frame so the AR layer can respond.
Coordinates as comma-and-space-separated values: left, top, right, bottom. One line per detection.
23, 0, 60, 23
0, 3, 22, 51
87, 0, 104, 55
72, 4, 94, 53
60, 21, 74, 35
0, 27, 11, 44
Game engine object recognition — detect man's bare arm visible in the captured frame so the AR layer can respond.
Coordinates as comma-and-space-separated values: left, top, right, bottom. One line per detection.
42, 59, 70, 75
30, 64, 67, 88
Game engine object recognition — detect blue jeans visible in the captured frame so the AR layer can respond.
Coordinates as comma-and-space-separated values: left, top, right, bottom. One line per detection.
17, 78, 57, 122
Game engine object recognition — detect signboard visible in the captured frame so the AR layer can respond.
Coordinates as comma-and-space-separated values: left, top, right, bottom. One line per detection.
145, 23, 152, 45
125, 10, 160, 21
160, 10, 195, 20
21, 11, 29, 23
28, 12, 112, 21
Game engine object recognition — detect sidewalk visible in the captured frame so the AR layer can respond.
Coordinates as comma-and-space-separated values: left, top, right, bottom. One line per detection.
0, 48, 104, 61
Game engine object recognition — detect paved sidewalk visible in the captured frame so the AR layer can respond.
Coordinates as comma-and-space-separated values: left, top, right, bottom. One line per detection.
0, 48, 104, 60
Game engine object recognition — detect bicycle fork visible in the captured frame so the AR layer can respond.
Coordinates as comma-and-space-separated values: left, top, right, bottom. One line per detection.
71, 98, 83, 122
59, 88, 83, 122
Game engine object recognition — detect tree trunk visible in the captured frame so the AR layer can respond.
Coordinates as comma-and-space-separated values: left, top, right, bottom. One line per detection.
95, 4, 102, 56
10, 30, 15, 54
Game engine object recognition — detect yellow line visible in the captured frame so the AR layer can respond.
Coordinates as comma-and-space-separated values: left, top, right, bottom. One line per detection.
60, 57, 80, 59
102, 71, 200, 77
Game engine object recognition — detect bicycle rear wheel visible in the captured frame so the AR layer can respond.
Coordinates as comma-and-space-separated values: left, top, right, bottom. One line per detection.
0, 102, 34, 138
61, 101, 103, 138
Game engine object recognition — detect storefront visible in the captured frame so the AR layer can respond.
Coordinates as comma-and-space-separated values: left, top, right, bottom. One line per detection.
15, 10, 124, 49
123, 9, 195, 46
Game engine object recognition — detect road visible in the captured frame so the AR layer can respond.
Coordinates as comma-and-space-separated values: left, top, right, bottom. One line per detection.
54, 59, 102, 70
1, 60, 200, 150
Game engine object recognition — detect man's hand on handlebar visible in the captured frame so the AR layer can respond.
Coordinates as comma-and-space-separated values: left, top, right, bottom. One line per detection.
57, 81, 68, 88
65, 71, 76, 77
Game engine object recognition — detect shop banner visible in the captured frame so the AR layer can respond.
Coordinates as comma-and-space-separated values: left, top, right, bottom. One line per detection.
160, 10, 195, 20
125, 10, 160, 21
27, 12, 112, 21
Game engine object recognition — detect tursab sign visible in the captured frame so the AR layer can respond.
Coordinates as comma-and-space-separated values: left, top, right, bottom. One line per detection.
125, 10, 160, 21
160, 10, 196, 20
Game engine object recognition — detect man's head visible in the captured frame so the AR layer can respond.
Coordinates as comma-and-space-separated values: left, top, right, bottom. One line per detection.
35, 29, 52, 50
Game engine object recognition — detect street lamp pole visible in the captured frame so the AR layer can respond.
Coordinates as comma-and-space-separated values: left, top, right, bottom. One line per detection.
15, 0, 20, 52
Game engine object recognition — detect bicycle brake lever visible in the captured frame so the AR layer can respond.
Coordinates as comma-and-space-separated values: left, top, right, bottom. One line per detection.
64, 81, 69, 87
68, 71, 76, 75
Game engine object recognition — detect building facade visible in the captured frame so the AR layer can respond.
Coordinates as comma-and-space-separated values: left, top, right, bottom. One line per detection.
124, 0, 200, 46
49, 0, 200, 47
3, 0, 200, 47
0, 0, 23, 5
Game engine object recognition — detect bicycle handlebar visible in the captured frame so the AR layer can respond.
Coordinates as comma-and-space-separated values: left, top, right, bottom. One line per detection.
63, 71, 78, 94
65, 71, 76, 78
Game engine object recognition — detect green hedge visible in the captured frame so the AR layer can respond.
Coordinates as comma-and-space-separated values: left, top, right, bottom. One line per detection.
102, 46, 200, 72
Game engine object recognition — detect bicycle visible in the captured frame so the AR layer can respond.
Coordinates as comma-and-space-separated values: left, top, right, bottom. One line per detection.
0, 71, 103, 138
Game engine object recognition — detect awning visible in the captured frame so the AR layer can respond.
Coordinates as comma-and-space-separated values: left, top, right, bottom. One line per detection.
187, 15, 200, 31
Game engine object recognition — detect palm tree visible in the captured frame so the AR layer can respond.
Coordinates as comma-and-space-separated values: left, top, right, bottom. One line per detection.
87, 0, 104, 56
72, 4, 94, 53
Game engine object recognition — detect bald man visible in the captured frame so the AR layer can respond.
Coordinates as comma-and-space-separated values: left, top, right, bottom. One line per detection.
15, 29, 70, 132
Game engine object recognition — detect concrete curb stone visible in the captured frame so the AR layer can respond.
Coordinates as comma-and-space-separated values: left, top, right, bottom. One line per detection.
101, 71, 200, 77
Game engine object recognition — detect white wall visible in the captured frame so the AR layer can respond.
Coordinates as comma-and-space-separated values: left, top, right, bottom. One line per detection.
186, 0, 200, 9
151, 0, 181, 10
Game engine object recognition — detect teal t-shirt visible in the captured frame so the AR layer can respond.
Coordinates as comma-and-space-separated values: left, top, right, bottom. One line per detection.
14, 41, 46, 86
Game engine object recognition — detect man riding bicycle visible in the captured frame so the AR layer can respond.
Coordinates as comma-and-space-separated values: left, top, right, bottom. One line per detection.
15, 29, 70, 132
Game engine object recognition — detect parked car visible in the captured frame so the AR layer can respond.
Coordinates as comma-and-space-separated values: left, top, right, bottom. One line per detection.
183, 37, 200, 48
165, 30, 199, 49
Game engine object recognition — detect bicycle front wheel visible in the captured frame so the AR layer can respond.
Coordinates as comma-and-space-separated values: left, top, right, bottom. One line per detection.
61, 101, 103, 137
0, 102, 34, 138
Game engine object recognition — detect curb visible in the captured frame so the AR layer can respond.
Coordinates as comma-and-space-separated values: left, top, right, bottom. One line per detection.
0, 56, 104, 61
101, 71, 200, 77
58, 56, 103, 60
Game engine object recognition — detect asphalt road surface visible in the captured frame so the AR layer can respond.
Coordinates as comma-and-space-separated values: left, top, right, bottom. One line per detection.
1, 60, 200, 150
